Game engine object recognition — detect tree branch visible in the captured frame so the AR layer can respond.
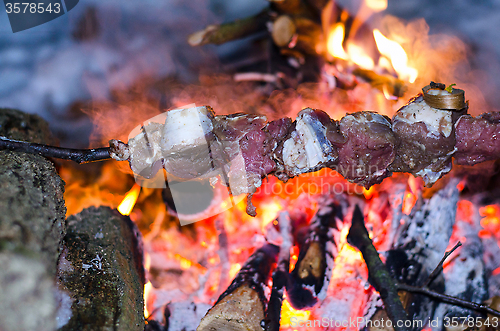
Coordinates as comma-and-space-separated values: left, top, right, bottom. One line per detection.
188, 10, 270, 46
347, 205, 410, 331
422, 241, 462, 288
396, 283, 500, 318
0, 136, 124, 164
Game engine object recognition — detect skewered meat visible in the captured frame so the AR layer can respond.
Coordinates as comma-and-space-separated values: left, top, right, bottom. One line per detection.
117, 85, 500, 216
454, 111, 500, 165
337, 111, 395, 188
390, 95, 465, 185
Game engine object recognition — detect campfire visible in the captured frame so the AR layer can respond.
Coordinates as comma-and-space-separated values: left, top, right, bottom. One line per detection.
1, 1, 500, 331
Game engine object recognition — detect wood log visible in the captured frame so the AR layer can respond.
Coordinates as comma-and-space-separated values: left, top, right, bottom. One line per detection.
361, 179, 459, 330
197, 244, 279, 331
347, 205, 410, 331
0, 108, 66, 331
57, 206, 145, 331
264, 212, 293, 331
352, 68, 407, 98
389, 179, 459, 330
286, 195, 344, 309
188, 10, 269, 46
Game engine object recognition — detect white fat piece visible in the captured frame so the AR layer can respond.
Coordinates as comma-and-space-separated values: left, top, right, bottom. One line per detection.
127, 122, 164, 176
394, 95, 453, 138
161, 106, 215, 154
283, 108, 334, 176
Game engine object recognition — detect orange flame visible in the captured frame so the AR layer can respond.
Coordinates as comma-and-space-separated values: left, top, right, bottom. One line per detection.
118, 183, 141, 216
280, 298, 311, 328
346, 43, 375, 70
327, 22, 349, 60
373, 29, 418, 83
144, 281, 153, 318
365, 0, 387, 12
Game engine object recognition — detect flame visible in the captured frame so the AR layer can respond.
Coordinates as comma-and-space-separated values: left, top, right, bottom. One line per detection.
174, 253, 194, 270
260, 200, 283, 229
346, 43, 375, 70
144, 281, 153, 318
373, 29, 418, 83
118, 183, 141, 216
327, 23, 349, 60
365, 0, 387, 12
280, 298, 311, 328
229, 263, 241, 280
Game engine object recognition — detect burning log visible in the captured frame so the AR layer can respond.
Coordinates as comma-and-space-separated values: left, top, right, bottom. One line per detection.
264, 212, 293, 331
197, 244, 279, 331
352, 68, 407, 98
347, 205, 411, 331
57, 206, 145, 331
0, 108, 66, 331
286, 195, 344, 309
377, 178, 460, 330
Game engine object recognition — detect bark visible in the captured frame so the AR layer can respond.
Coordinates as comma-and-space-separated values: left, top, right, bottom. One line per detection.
197, 244, 278, 331
347, 205, 410, 331
57, 206, 145, 331
0, 108, 66, 331
286, 197, 344, 309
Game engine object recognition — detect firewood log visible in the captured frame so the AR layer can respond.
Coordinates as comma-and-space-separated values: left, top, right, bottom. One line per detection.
0, 108, 66, 331
197, 244, 279, 331
264, 212, 293, 331
362, 179, 460, 330
286, 196, 344, 309
57, 206, 145, 331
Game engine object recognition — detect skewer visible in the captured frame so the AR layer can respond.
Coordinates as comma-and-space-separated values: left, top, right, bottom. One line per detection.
0, 136, 117, 164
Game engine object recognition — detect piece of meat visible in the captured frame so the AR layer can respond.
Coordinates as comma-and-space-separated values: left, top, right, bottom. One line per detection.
161, 106, 218, 180
281, 108, 340, 178
454, 111, 500, 165
337, 111, 396, 188
390, 95, 465, 185
127, 122, 164, 179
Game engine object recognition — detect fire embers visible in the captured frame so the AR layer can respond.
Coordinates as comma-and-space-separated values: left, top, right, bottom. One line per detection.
390, 95, 466, 185
337, 111, 396, 188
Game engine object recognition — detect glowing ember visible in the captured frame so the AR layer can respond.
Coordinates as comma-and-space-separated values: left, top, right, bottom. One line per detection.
280, 298, 311, 328
402, 192, 417, 215
260, 200, 283, 229
373, 29, 419, 83
144, 281, 153, 318
229, 263, 241, 279
479, 204, 500, 235
117, 183, 141, 216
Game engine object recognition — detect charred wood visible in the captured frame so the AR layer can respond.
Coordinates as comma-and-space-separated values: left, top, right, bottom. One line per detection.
347, 205, 411, 331
57, 206, 145, 331
197, 244, 279, 331
0, 108, 67, 331
386, 179, 459, 330
264, 212, 293, 331
286, 196, 344, 309
432, 234, 488, 329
